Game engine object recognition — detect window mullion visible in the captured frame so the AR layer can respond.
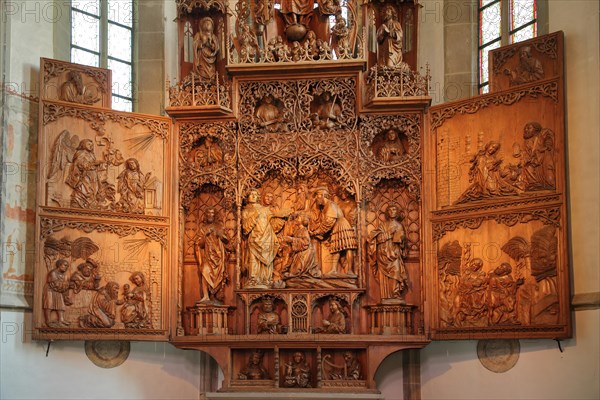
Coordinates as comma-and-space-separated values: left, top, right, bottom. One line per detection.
501, 0, 510, 45
100, 0, 109, 68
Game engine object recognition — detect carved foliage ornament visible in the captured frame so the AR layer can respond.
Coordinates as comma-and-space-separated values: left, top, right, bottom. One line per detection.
359, 114, 422, 200
179, 121, 237, 208
430, 81, 559, 130
43, 102, 169, 138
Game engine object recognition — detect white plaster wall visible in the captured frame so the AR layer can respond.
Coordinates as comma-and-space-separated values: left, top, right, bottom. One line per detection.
418, 0, 446, 106
0, 310, 203, 400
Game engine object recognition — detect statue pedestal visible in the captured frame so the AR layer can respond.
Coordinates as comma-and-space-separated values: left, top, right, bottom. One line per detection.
187, 304, 232, 335
366, 304, 417, 335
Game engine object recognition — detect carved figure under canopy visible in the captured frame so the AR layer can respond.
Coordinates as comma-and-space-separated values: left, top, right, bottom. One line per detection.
121, 272, 151, 328
79, 281, 122, 328
309, 187, 357, 275
281, 0, 314, 40
239, 350, 269, 380
257, 297, 281, 334
377, 5, 404, 68
519, 122, 556, 190
504, 46, 544, 86
60, 70, 99, 105
193, 17, 219, 80
378, 128, 406, 163
284, 351, 312, 387
255, 94, 285, 132
195, 207, 229, 302
370, 204, 408, 302
314, 92, 342, 130
43, 259, 72, 327
194, 136, 224, 167
242, 189, 291, 288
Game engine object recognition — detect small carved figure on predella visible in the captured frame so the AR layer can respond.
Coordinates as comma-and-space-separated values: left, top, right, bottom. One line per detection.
257, 296, 282, 334
322, 351, 361, 380
239, 350, 270, 380
314, 298, 346, 334
283, 351, 312, 388
195, 207, 229, 303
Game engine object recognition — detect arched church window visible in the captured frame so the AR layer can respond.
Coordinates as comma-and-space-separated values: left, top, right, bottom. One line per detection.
70, 0, 135, 111
479, 0, 537, 93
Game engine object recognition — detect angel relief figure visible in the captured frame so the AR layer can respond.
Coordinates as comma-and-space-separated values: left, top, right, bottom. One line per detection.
47, 130, 150, 213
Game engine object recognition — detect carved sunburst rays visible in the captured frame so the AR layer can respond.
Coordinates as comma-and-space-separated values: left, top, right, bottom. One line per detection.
359, 114, 422, 200
125, 132, 155, 153
123, 238, 152, 259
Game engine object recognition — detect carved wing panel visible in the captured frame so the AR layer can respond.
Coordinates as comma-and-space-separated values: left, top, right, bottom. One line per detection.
427, 32, 569, 339
33, 68, 173, 340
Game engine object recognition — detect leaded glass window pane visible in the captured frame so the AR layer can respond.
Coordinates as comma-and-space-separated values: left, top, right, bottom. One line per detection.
512, 24, 535, 43
72, 10, 100, 51
108, 58, 132, 98
108, 22, 132, 62
108, 0, 134, 27
480, 40, 500, 87
511, 0, 535, 30
72, 0, 100, 15
480, 1, 501, 46
111, 96, 132, 112
71, 48, 100, 67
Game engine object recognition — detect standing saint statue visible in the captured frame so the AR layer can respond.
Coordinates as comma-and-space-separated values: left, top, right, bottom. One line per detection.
377, 5, 403, 68
193, 17, 219, 80
196, 207, 229, 302
242, 189, 291, 288
370, 204, 408, 302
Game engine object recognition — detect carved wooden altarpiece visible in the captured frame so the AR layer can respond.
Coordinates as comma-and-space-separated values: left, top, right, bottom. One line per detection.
32, 1, 570, 395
